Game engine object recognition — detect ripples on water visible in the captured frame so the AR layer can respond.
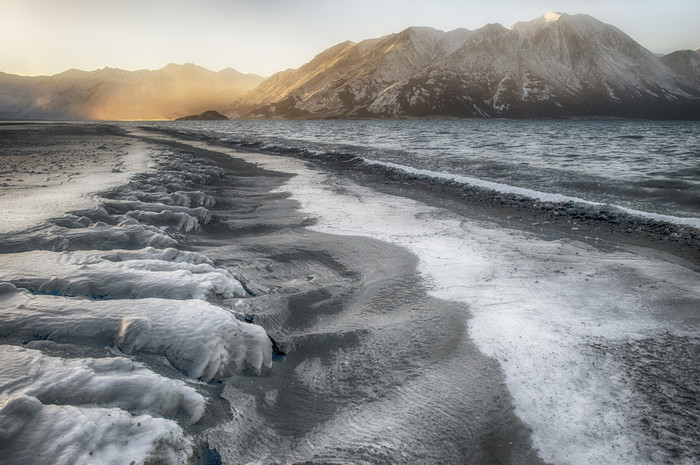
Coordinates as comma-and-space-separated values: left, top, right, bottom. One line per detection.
145, 120, 700, 218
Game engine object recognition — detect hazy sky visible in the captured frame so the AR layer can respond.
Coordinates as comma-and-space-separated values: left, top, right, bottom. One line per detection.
2, 0, 699, 77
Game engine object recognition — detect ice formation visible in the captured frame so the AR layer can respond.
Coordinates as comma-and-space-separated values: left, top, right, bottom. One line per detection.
0, 395, 193, 465
0, 142, 272, 464
0, 285, 271, 379
0, 248, 246, 299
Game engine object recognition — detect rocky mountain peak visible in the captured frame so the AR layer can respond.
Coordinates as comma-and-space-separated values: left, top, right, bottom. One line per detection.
544, 11, 564, 22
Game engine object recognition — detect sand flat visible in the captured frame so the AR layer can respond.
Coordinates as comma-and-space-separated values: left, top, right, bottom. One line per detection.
0, 123, 150, 233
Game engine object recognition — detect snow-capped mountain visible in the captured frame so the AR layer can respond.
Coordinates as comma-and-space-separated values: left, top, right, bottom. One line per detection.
234, 12, 699, 119
1, 12, 697, 120
0, 64, 263, 120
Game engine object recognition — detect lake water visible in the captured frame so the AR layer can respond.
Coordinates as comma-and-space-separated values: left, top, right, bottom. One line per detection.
146, 119, 700, 221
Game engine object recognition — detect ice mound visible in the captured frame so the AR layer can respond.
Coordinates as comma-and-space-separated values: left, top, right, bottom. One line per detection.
57, 220, 178, 250
102, 246, 212, 264
134, 165, 223, 192
134, 191, 191, 207
0, 286, 272, 380
2, 215, 178, 253
179, 190, 217, 207
132, 190, 215, 208
0, 395, 192, 465
126, 209, 201, 232
0, 248, 246, 299
102, 200, 212, 225
0, 346, 205, 423
0, 346, 200, 464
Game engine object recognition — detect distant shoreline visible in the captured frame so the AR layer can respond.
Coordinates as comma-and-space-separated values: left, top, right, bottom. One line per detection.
142, 124, 700, 268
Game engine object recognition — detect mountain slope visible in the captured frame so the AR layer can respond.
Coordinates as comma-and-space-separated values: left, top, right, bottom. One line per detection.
235, 12, 699, 119
233, 27, 474, 118
661, 50, 700, 89
0, 64, 263, 120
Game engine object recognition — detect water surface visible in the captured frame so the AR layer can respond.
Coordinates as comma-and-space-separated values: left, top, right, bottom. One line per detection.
145, 119, 700, 219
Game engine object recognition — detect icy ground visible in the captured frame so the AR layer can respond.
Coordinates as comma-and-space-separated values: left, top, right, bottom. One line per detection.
0, 129, 272, 464
0, 125, 150, 233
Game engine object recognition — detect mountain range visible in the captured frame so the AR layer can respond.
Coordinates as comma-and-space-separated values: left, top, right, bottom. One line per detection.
0, 64, 263, 120
1, 12, 699, 120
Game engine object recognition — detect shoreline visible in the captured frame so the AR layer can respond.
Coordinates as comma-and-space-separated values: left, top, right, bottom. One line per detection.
1, 122, 698, 464
126, 125, 552, 463
142, 125, 700, 268
192, 124, 699, 464
0, 123, 548, 464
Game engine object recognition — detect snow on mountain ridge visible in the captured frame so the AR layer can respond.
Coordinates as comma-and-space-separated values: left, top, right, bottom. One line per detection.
544, 11, 563, 22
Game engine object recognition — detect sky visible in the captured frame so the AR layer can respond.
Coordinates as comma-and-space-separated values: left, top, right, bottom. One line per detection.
2, 0, 699, 77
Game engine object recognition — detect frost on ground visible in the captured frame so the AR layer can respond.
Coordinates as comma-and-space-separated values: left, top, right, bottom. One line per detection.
0, 127, 272, 464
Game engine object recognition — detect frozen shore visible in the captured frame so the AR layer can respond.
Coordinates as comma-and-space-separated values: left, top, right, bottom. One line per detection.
0, 122, 698, 465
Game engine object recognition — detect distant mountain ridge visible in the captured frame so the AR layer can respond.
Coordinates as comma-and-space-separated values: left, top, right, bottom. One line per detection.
175, 110, 229, 121
0, 63, 263, 120
1, 12, 698, 120
232, 12, 700, 119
